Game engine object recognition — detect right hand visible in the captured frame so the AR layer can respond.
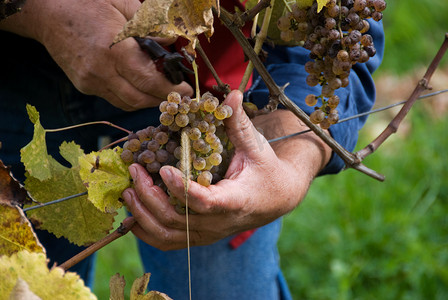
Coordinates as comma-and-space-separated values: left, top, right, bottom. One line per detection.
0, 0, 193, 110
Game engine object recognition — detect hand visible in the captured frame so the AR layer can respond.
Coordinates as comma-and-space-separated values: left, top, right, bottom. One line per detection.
122, 90, 332, 250
0, 0, 193, 110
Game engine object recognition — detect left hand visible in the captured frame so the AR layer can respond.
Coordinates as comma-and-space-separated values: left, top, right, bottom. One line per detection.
122, 90, 331, 250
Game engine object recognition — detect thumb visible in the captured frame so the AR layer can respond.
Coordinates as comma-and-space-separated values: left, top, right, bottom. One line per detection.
223, 91, 272, 157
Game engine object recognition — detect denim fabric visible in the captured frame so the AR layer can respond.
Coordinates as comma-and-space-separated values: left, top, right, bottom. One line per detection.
138, 218, 292, 300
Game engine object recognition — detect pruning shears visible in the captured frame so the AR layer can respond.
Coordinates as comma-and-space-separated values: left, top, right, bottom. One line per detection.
134, 37, 193, 85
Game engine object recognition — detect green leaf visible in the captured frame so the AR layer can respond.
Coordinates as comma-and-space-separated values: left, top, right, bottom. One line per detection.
0, 250, 97, 300
0, 203, 45, 256
79, 147, 131, 213
20, 104, 53, 181
25, 142, 116, 246
316, 0, 328, 12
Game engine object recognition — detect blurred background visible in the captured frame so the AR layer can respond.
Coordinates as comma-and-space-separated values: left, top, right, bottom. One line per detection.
93, 1, 448, 298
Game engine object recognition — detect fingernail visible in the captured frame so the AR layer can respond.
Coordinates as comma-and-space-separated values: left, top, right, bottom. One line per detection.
129, 165, 137, 180
160, 167, 172, 182
122, 190, 133, 203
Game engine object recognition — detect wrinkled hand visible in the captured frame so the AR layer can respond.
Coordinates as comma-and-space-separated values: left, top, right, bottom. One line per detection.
122, 90, 330, 250
2, 0, 193, 110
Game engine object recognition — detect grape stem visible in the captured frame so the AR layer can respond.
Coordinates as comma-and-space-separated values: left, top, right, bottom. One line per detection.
218, 6, 385, 181
239, 0, 272, 24
196, 41, 231, 95
356, 33, 448, 160
59, 217, 136, 271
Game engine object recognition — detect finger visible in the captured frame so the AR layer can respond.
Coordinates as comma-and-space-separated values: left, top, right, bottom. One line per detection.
127, 164, 187, 228
159, 166, 246, 214
113, 38, 193, 101
111, 0, 141, 20
123, 190, 189, 251
223, 91, 274, 159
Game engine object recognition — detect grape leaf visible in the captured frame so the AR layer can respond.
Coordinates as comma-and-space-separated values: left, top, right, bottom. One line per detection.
25, 142, 116, 246
0, 203, 44, 256
0, 160, 34, 206
315, 0, 328, 12
79, 147, 130, 213
20, 104, 53, 181
297, 0, 315, 9
113, 0, 219, 52
0, 250, 96, 300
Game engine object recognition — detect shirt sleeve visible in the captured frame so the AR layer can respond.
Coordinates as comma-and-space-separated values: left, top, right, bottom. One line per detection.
245, 20, 385, 175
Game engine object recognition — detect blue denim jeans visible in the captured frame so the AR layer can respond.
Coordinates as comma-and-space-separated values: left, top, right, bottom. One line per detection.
138, 219, 293, 300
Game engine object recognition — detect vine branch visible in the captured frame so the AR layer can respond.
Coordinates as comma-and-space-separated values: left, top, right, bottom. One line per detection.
356, 33, 448, 160
59, 217, 136, 271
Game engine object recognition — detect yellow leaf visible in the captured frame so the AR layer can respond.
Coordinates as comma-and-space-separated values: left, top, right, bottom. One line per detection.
0, 203, 44, 256
0, 250, 96, 300
79, 147, 131, 213
316, 0, 329, 12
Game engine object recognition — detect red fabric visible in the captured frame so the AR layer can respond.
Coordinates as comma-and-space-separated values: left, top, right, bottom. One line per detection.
229, 228, 257, 249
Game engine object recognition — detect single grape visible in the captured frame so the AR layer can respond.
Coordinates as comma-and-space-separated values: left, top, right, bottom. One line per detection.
193, 157, 206, 171
310, 110, 325, 124
154, 131, 169, 145
127, 138, 141, 152
120, 149, 134, 163
160, 112, 174, 126
305, 94, 318, 106
175, 113, 189, 127
208, 152, 222, 166
197, 171, 213, 187
167, 91, 181, 104
138, 150, 156, 164
147, 140, 160, 152
156, 149, 169, 163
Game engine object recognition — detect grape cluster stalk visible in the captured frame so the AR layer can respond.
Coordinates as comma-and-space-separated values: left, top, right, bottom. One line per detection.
120, 91, 233, 213
277, 0, 386, 128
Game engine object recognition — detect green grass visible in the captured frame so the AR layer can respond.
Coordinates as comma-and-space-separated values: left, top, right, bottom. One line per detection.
278, 107, 448, 299
381, 0, 448, 74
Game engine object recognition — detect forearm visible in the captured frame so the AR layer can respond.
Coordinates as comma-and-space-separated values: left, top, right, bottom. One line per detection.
252, 109, 332, 207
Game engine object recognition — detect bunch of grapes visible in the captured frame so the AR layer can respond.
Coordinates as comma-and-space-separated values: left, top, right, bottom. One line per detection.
120, 91, 233, 213
277, 0, 386, 128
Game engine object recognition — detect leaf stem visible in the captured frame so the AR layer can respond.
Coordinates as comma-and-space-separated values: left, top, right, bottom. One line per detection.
45, 121, 131, 134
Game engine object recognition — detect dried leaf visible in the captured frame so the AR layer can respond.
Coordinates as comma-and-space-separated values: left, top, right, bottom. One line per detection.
113, 0, 219, 52
109, 273, 126, 300
24, 142, 116, 246
78, 147, 131, 213
0, 160, 33, 206
0, 203, 44, 256
130, 273, 173, 300
0, 250, 96, 300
